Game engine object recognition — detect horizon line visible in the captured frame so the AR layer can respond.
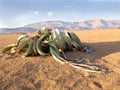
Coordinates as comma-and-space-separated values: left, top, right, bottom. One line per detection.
0, 18, 120, 28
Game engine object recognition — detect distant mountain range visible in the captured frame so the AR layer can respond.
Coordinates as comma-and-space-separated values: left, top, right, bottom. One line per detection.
0, 19, 120, 33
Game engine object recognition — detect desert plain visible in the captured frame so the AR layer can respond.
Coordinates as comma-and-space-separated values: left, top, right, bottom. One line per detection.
0, 29, 120, 90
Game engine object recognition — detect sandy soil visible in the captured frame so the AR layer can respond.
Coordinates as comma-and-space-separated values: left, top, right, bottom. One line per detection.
0, 29, 120, 90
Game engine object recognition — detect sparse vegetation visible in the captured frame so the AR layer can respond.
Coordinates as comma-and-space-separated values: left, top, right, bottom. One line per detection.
2, 28, 105, 73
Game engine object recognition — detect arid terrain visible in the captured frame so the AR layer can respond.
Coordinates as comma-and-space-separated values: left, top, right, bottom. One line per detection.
0, 29, 120, 90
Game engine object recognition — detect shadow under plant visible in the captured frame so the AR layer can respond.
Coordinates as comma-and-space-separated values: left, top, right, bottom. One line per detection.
65, 41, 120, 61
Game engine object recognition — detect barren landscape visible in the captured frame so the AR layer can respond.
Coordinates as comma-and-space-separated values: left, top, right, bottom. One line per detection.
0, 29, 120, 90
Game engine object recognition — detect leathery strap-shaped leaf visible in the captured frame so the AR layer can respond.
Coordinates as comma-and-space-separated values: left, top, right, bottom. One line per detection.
71, 40, 80, 50
61, 31, 73, 50
69, 63, 106, 73
50, 45, 67, 64
59, 31, 67, 50
18, 37, 32, 52
68, 32, 82, 49
36, 32, 50, 55
51, 29, 65, 50
2, 44, 17, 54
32, 35, 39, 56
22, 39, 33, 57
17, 34, 29, 46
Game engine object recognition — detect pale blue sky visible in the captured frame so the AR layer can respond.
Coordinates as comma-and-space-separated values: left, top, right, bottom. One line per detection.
0, 0, 120, 28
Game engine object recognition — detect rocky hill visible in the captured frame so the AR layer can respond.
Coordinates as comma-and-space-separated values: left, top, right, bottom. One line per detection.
0, 19, 120, 33
25, 19, 120, 29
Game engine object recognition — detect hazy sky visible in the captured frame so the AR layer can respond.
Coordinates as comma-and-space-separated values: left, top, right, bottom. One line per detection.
0, 0, 120, 28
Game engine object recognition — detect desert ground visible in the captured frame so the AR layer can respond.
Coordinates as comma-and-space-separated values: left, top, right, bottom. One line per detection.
0, 29, 120, 90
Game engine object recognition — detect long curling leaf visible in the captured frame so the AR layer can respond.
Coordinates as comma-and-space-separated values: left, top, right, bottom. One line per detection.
18, 37, 32, 52
68, 32, 82, 49
55, 29, 65, 50
51, 29, 65, 50
59, 31, 67, 50
69, 63, 104, 73
71, 40, 80, 50
22, 39, 33, 57
50, 45, 67, 64
61, 31, 73, 50
17, 34, 29, 46
32, 35, 39, 56
36, 32, 50, 55
2, 44, 17, 54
